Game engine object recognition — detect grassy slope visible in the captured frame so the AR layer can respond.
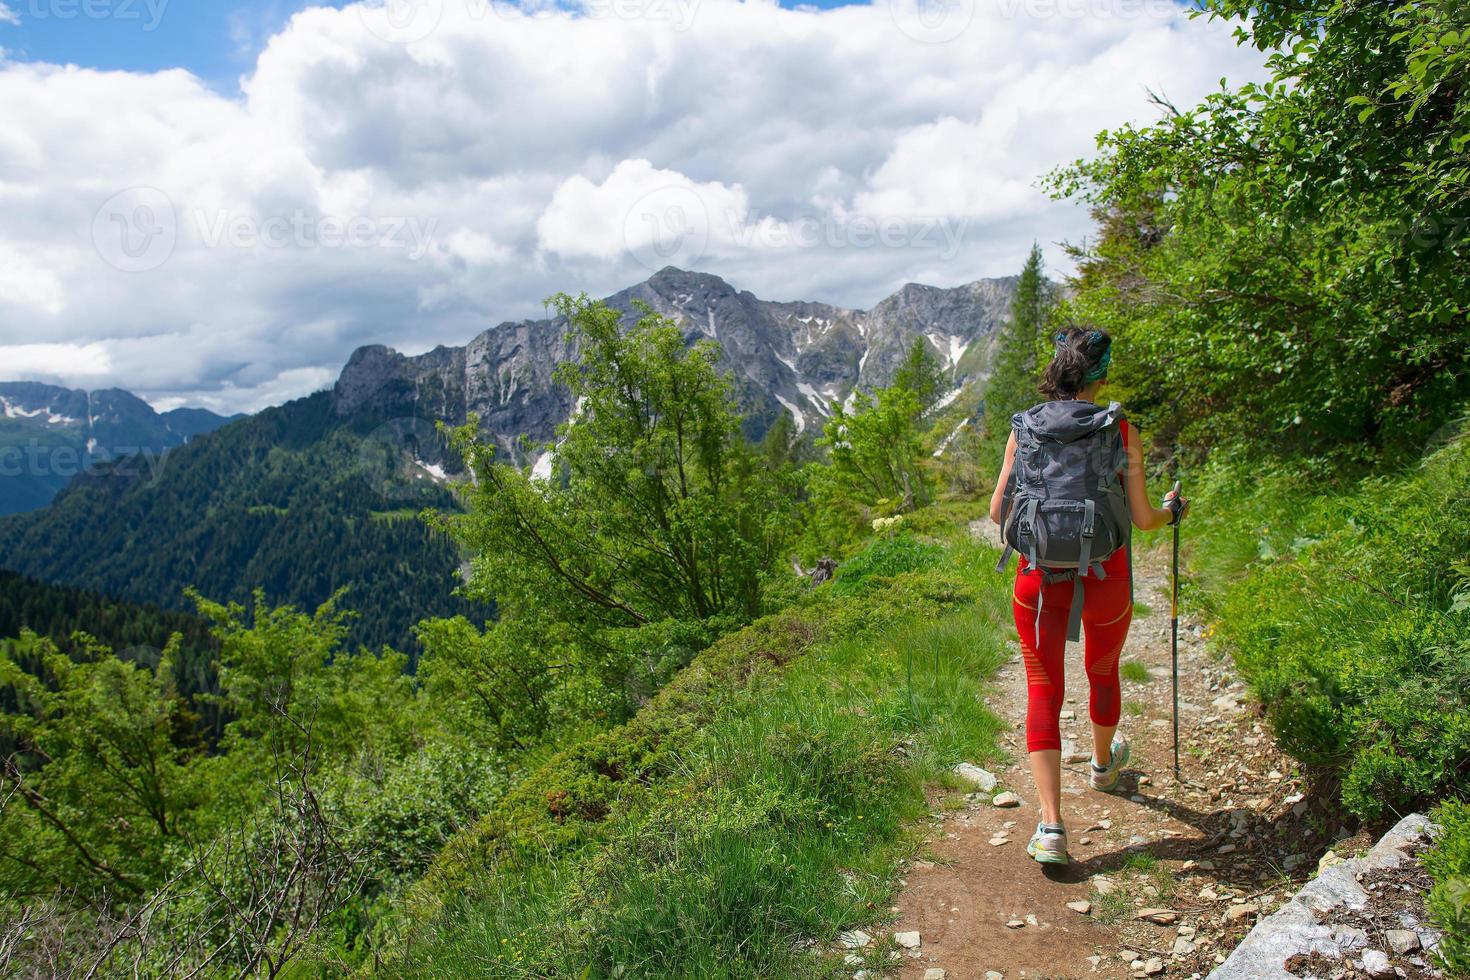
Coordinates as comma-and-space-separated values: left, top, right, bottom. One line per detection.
379, 514, 1013, 978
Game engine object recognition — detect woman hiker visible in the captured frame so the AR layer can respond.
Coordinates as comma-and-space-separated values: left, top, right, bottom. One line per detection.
987, 327, 1188, 867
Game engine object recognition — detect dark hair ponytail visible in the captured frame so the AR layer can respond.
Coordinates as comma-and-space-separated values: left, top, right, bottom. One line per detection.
1039, 326, 1112, 400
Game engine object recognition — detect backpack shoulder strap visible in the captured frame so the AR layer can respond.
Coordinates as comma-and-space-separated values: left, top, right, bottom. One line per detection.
993, 414, 1028, 571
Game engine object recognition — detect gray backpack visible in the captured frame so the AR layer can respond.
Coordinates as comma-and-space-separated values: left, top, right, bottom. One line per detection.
996, 400, 1132, 644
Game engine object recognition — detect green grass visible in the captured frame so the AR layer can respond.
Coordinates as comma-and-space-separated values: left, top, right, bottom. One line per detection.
385, 534, 1013, 978
1120, 661, 1150, 684
1123, 700, 1146, 717
1121, 852, 1158, 873
1132, 601, 1153, 617
1115, 852, 1182, 907
1090, 888, 1133, 924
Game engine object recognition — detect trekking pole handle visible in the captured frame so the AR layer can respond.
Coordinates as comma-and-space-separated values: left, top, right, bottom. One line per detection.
1166, 480, 1183, 524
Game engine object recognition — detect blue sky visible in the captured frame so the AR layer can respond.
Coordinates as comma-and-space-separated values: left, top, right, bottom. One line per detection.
0, 0, 863, 88
0, 1, 429, 86
1, 0, 303, 86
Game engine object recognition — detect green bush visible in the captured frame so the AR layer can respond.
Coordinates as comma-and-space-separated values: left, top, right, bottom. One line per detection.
1200, 423, 1470, 821
830, 533, 944, 596
1427, 801, 1470, 977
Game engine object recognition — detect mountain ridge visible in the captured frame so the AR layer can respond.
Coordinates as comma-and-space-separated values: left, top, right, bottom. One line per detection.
331, 267, 1018, 464
0, 382, 240, 516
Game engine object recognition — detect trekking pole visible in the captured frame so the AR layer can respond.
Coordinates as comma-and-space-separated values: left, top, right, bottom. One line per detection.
1168, 480, 1182, 779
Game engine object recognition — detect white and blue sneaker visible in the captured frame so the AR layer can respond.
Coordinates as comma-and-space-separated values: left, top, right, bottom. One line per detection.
1026, 822, 1069, 865
1090, 736, 1131, 792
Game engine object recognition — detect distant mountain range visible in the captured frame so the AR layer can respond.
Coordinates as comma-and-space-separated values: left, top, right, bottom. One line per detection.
0, 267, 1019, 651
337, 266, 1016, 472
0, 382, 240, 516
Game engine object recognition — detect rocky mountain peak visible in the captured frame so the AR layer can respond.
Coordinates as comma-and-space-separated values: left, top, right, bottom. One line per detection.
329, 267, 1019, 459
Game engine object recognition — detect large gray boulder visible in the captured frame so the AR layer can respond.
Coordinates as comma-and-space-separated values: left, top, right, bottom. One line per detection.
1208, 813, 1440, 980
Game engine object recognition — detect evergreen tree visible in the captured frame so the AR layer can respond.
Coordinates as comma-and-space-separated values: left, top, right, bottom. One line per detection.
892, 337, 944, 414
983, 243, 1053, 438
760, 410, 799, 468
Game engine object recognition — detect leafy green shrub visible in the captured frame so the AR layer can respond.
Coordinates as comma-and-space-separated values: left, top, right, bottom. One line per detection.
831, 533, 944, 596
1205, 425, 1470, 821
1427, 801, 1470, 977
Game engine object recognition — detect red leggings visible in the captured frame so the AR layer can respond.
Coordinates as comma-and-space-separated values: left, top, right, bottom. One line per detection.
1012, 568, 1132, 753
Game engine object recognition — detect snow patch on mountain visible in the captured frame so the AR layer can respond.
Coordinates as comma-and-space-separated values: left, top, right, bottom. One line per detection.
0, 397, 73, 423
775, 394, 806, 435
933, 418, 970, 458
925, 332, 969, 371
528, 395, 586, 482
797, 382, 831, 416
931, 386, 963, 414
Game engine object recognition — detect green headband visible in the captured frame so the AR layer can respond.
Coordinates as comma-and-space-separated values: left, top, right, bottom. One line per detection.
1054, 331, 1112, 382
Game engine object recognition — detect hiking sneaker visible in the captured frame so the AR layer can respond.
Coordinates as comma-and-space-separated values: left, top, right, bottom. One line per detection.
1090, 736, 1131, 792
1026, 822, 1069, 865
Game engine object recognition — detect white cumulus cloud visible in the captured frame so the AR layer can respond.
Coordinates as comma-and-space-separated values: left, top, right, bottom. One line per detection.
0, 0, 1269, 412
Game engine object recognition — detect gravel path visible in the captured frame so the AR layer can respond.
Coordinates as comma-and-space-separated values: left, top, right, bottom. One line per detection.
875, 522, 1350, 980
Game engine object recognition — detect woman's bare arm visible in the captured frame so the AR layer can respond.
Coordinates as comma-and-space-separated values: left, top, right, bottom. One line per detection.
989, 431, 1017, 525
1123, 432, 1183, 531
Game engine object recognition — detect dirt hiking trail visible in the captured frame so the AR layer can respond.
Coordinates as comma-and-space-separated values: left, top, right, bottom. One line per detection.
881, 523, 1357, 980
